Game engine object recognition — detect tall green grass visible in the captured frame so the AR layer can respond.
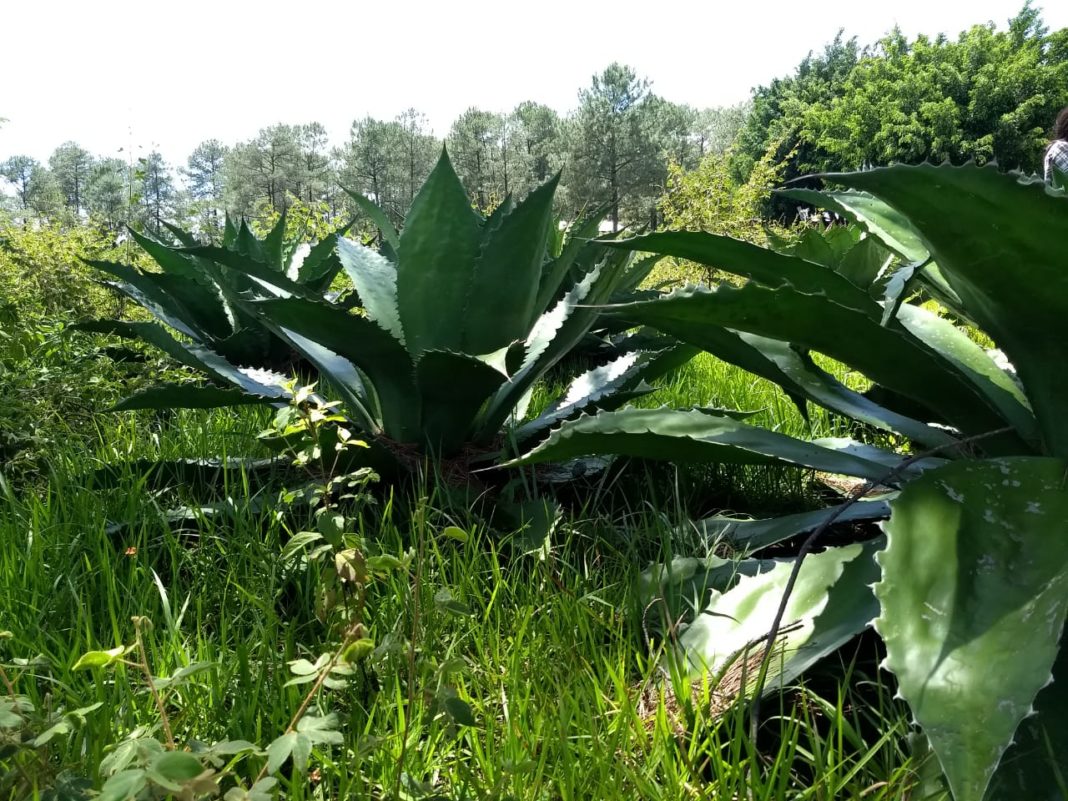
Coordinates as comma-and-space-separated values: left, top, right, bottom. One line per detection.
0, 395, 931, 799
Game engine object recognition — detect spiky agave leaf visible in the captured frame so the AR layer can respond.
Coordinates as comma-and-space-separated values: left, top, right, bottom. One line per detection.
875, 457, 1068, 801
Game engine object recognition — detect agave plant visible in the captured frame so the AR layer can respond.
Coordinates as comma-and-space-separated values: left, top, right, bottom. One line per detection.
90, 150, 689, 471
77, 212, 353, 410
513, 163, 1068, 800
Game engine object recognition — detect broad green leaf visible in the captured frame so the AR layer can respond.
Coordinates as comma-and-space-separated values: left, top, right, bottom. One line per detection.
365, 554, 405, 573
272, 327, 379, 435
223, 214, 238, 247
478, 251, 633, 441
818, 164, 1068, 458
536, 208, 607, 312
290, 733, 312, 773
836, 236, 892, 288
609, 284, 1021, 452
233, 219, 266, 264
514, 349, 671, 443
209, 740, 259, 756
464, 174, 559, 353
80, 320, 290, 400
507, 407, 896, 482
875, 457, 1068, 801
337, 237, 404, 344
83, 260, 202, 339
667, 541, 881, 693
266, 731, 297, 775
689, 500, 891, 553
601, 231, 875, 312
151, 661, 215, 691
396, 150, 482, 355
73, 646, 127, 670
161, 221, 200, 247
731, 331, 956, 449
296, 224, 353, 289
297, 713, 344, 744
98, 769, 148, 801
110, 384, 279, 412
149, 751, 204, 789
129, 229, 202, 279
442, 526, 469, 543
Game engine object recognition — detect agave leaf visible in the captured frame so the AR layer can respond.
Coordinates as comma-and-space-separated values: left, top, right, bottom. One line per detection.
234, 219, 267, 264
81, 320, 289, 399
464, 174, 559, 354
742, 331, 956, 448
662, 540, 881, 694
160, 221, 201, 248
894, 303, 1038, 448
128, 229, 201, 279
181, 246, 322, 301
774, 226, 840, 269
344, 188, 401, 252
263, 208, 287, 270
222, 214, 238, 247
536, 207, 607, 313
250, 298, 418, 441
601, 231, 875, 312
396, 150, 482, 356
838, 236, 892, 289
986, 647, 1068, 800
483, 195, 515, 231
875, 457, 1068, 801
609, 284, 1020, 452
336, 237, 404, 345
506, 407, 897, 482
616, 253, 663, 295
688, 500, 891, 553
111, 384, 280, 411
817, 164, 1068, 458
297, 222, 354, 289
514, 350, 667, 443
84, 260, 201, 339
778, 188, 929, 264
477, 252, 633, 441
415, 351, 507, 455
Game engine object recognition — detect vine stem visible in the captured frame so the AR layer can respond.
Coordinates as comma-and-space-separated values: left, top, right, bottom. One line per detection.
747, 426, 1014, 743
132, 616, 176, 750
252, 627, 358, 786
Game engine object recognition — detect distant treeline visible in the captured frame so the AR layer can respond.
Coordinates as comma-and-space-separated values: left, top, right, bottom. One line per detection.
2, 4, 1064, 236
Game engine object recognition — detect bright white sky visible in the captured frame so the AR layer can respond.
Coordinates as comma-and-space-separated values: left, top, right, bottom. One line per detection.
3, 0, 1066, 166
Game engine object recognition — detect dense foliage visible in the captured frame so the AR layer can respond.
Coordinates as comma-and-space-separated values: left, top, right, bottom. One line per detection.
733, 4, 1068, 195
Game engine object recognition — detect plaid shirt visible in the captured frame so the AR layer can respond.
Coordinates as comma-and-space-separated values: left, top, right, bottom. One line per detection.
1045, 140, 1068, 186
